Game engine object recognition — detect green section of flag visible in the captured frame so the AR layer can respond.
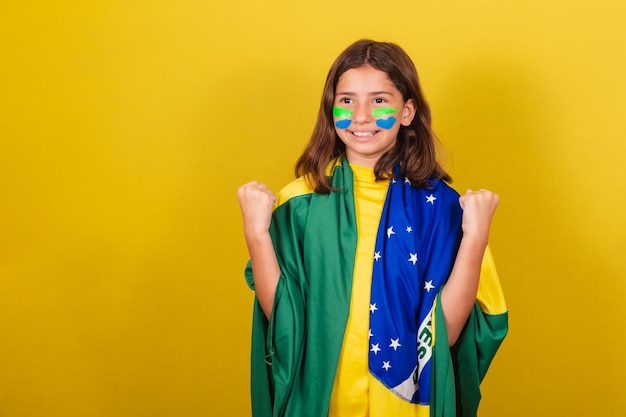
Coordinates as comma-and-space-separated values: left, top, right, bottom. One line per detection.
247, 159, 358, 417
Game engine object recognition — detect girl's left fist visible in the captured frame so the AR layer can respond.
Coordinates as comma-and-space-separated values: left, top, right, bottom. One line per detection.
458, 189, 499, 242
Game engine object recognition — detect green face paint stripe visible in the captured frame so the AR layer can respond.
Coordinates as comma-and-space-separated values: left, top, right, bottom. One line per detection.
333, 106, 353, 118
372, 107, 398, 118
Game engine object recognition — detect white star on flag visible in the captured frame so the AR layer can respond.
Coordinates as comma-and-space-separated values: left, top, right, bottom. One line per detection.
426, 194, 437, 204
424, 280, 435, 292
406, 226, 412, 233
408, 253, 418, 265
389, 338, 402, 351
371, 343, 381, 354
374, 251, 381, 261
404, 177, 411, 185
369, 329, 373, 338
382, 361, 392, 371
370, 303, 378, 313
387, 226, 395, 238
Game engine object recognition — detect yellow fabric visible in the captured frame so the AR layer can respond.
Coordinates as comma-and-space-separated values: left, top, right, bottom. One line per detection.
273, 156, 342, 208
328, 165, 429, 417
274, 176, 313, 208
476, 246, 508, 315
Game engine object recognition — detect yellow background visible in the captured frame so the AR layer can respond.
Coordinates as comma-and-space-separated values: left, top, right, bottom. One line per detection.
1, 1, 625, 416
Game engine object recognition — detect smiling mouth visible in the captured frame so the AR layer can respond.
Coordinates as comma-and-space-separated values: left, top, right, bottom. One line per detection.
351, 130, 378, 137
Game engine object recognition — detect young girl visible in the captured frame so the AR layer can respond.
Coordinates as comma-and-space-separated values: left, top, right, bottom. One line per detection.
238, 39, 508, 417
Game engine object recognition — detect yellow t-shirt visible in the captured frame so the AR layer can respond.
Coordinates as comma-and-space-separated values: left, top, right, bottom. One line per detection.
328, 164, 430, 417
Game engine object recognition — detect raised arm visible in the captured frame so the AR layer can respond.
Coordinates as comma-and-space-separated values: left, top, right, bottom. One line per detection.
440, 189, 499, 345
237, 180, 281, 319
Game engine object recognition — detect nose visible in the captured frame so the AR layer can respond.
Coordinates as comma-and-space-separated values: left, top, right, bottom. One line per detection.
352, 102, 372, 124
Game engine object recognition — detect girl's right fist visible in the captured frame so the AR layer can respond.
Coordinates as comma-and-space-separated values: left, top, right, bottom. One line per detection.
237, 181, 277, 237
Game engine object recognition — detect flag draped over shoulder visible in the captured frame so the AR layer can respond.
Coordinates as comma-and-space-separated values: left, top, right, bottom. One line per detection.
246, 159, 358, 417
368, 173, 463, 404
245, 157, 508, 417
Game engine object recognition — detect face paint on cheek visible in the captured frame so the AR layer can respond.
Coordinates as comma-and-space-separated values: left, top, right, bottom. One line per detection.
376, 117, 397, 129
333, 106, 353, 129
372, 107, 399, 130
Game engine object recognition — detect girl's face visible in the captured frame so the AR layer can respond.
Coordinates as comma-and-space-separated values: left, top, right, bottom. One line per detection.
333, 65, 416, 168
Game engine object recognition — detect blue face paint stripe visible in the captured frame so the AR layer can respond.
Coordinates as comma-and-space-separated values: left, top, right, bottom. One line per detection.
376, 117, 397, 129
335, 119, 352, 129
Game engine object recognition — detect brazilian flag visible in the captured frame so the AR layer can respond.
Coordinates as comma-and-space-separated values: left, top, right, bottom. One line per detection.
245, 158, 507, 417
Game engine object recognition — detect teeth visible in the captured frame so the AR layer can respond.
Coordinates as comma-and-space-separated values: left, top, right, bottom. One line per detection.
352, 131, 374, 137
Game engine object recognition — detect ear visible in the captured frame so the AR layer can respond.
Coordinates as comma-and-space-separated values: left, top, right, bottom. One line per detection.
400, 98, 417, 126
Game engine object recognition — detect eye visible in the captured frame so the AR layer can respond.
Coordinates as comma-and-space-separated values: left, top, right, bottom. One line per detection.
339, 97, 353, 104
374, 97, 386, 104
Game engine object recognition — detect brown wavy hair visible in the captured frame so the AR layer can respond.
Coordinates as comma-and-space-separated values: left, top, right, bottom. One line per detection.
294, 39, 451, 193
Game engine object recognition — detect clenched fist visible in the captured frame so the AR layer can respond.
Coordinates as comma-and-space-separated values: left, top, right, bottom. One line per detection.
237, 181, 277, 238
458, 189, 499, 244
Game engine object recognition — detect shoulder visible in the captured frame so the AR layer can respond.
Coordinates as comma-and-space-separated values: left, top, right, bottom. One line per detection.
275, 176, 315, 209
413, 179, 462, 224
274, 157, 343, 209
429, 179, 460, 201
411, 179, 460, 207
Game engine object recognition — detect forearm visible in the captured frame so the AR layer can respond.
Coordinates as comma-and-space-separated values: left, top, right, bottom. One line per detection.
237, 180, 280, 319
245, 231, 281, 319
440, 235, 487, 346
